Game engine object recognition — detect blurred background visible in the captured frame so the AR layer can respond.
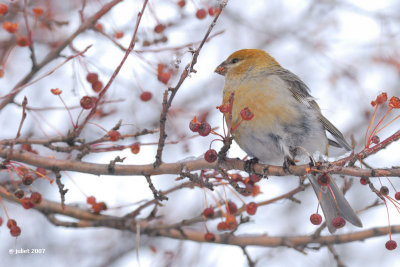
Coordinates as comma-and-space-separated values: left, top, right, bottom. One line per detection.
0, 0, 399, 266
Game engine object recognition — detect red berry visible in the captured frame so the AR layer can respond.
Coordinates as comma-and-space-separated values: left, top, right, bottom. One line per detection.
92, 80, 103, 92
154, 23, 166, 33
231, 173, 243, 182
203, 207, 215, 218
130, 143, 140, 154
21, 197, 35, 209
196, 9, 207, 19
395, 192, 400, 200
93, 201, 107, 213
3, 21, 18, 33
331, 216, 346, 229
86, 73, 98, 84
240, 107, 254, 121
380, 186, 389, 196
360, 178, 367, 185
87, 196, 96, 205
30, 192, 42, 205
50, 88, 62, 95
32, 7, 44, 16
385, 240, 397, 250
198, 122, 211, 136
310, 213, 322, 225
225, 215, 238, 230
14, 189, 25, 199
80, 96, 95, 109
204, 232, 215, 242
371, 135, 380, 144
177, 0, 185, 8
216, 104, 230, 113
22, 175, 34, 185
204, 149, 217, 163
246, 202, 258, 215
217, 221, 228, 231
0, 3, 8, 15
317, 173, 330, 186
10, 225, 21, 237
7, 219, 17, 229
227, 201, 237, 214
108, 130, 121, 141
158, 71, 171, 84
389, 96, 400, 109
0, 216, 3, 226
208, 7, 219, 16
249, 173, 261, 183
189, 117, 200, 132
114, 31, 124, 39
140, 91, 152, 102
16, 36, 30, 47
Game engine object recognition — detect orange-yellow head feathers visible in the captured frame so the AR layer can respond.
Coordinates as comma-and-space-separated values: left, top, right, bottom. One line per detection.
215, 49, 281, 77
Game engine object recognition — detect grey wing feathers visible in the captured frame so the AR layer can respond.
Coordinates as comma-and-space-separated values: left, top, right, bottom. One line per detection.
278, 68, 352, 151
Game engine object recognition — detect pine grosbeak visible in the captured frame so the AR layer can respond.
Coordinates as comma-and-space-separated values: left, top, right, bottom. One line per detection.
215, 49, 362, 233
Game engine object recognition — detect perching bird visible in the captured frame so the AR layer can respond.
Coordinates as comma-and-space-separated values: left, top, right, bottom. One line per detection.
215, 49, 362, 233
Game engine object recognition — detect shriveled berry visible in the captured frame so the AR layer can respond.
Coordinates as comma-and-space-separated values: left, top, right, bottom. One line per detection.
204, 232, 215, 242
246, 202, 258, 215
7, 219, 17, 229
80, 96, 95, 109
130, 143, 140, 154
227, 201, 237, 214
30, 192, 42, 205
86, 72, 98, 84
395, 192, 400, 200
385, 240, 397, 250
114, 31, 124, 39
331, 216, 346, 229
0, 216, 3, 226
92, 201, 107, 213
380, 186, 389, 196
21, 197, 35, 209
204, 149, 217, 163
217, 221, 228, 231
360, 178, 367, 185
216, 104, 230, 113
87, 196, 96, 205
196, 9, 207, 19
203, 207, 214, 218
14, 189, 25, 199
10, 225, 21, 237
240, 107, 254, 121
154, 23, 166, 33
371, 135, 380, 144
189, 117, 200, 132
230, 173, 243, 182
225, 214, 238, 230
249, 173, 261, 183
22, 175, 34, 185
310, 213, 322, 225
140, 91, 152, 102
198, 122, 211, 136
108, 130, 121, 141
389, 96, 400, 109
50, 88, 62, 95
317, 173, 330, 186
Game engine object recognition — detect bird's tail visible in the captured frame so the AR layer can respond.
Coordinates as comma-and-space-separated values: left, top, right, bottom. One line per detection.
308, 174, 362, 233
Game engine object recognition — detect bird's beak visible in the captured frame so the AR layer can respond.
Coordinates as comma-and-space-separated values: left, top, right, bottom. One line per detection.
214, 62, 226, 76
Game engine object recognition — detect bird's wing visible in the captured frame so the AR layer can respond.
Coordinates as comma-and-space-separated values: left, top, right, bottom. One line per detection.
278, 69, 352, 151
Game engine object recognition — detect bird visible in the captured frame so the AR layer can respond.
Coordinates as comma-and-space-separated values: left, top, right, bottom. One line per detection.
215, 49, 362, 233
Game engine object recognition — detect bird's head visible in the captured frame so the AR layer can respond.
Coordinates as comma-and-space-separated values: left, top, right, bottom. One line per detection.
215, 49, 281, 78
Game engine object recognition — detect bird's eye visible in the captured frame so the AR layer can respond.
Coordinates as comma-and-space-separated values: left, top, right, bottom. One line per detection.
231, 58, 239, 64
